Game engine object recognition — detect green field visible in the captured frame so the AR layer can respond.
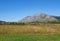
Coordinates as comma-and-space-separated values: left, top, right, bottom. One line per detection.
0, 34, 60, 41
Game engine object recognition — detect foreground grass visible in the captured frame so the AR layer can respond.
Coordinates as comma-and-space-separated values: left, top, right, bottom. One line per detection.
0, 24, 60, 41
0, 34, 60, 41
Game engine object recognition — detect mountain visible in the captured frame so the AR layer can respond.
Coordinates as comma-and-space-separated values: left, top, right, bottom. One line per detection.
19, 13, 59, 23
52, 16, 60, 21
0, 21, 5, 22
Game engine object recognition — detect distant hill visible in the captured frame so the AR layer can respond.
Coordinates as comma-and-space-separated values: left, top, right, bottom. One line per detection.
19, 13, 59, 23
0, 21, 5, 22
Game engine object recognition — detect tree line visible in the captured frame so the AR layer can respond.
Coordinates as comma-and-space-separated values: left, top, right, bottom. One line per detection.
0, 21, 60, 25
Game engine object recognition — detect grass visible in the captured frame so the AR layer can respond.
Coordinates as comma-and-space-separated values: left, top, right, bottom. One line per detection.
0, 24, 60, 34
0, 24, 60, 41
0, 34, 60, 41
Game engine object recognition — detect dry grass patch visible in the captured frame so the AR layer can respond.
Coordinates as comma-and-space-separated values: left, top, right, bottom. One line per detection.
0, 24, 60, 34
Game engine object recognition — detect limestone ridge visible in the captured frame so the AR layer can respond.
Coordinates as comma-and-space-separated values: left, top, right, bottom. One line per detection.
19, 13, 58, 23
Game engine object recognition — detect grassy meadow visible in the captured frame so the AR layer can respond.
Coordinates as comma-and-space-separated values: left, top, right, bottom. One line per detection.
0, 24, 60, 41
0, 34, 60, 41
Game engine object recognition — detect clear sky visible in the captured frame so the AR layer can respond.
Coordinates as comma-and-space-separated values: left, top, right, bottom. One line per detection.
0, 0, 60, 22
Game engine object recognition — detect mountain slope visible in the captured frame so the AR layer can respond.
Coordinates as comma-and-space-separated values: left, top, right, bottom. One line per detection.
19, 13, 58, 23
52, 16, 60, 21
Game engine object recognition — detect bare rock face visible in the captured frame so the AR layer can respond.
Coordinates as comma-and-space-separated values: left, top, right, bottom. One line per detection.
19, 13, 58, 23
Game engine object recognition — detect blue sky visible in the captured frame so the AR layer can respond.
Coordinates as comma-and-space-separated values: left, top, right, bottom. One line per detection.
0, 0, 60, 22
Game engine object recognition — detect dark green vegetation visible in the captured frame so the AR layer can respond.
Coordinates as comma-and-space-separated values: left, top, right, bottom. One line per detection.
0, 21, 60, 25
0, 34, 60, 41
0, 22, 25, 25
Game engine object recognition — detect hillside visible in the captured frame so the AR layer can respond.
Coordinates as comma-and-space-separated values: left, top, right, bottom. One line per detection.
52, 16, 60, 21
19, 13, 59, 23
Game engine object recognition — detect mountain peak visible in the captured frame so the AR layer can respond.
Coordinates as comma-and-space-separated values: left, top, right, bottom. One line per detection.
33, 13, 47, 16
